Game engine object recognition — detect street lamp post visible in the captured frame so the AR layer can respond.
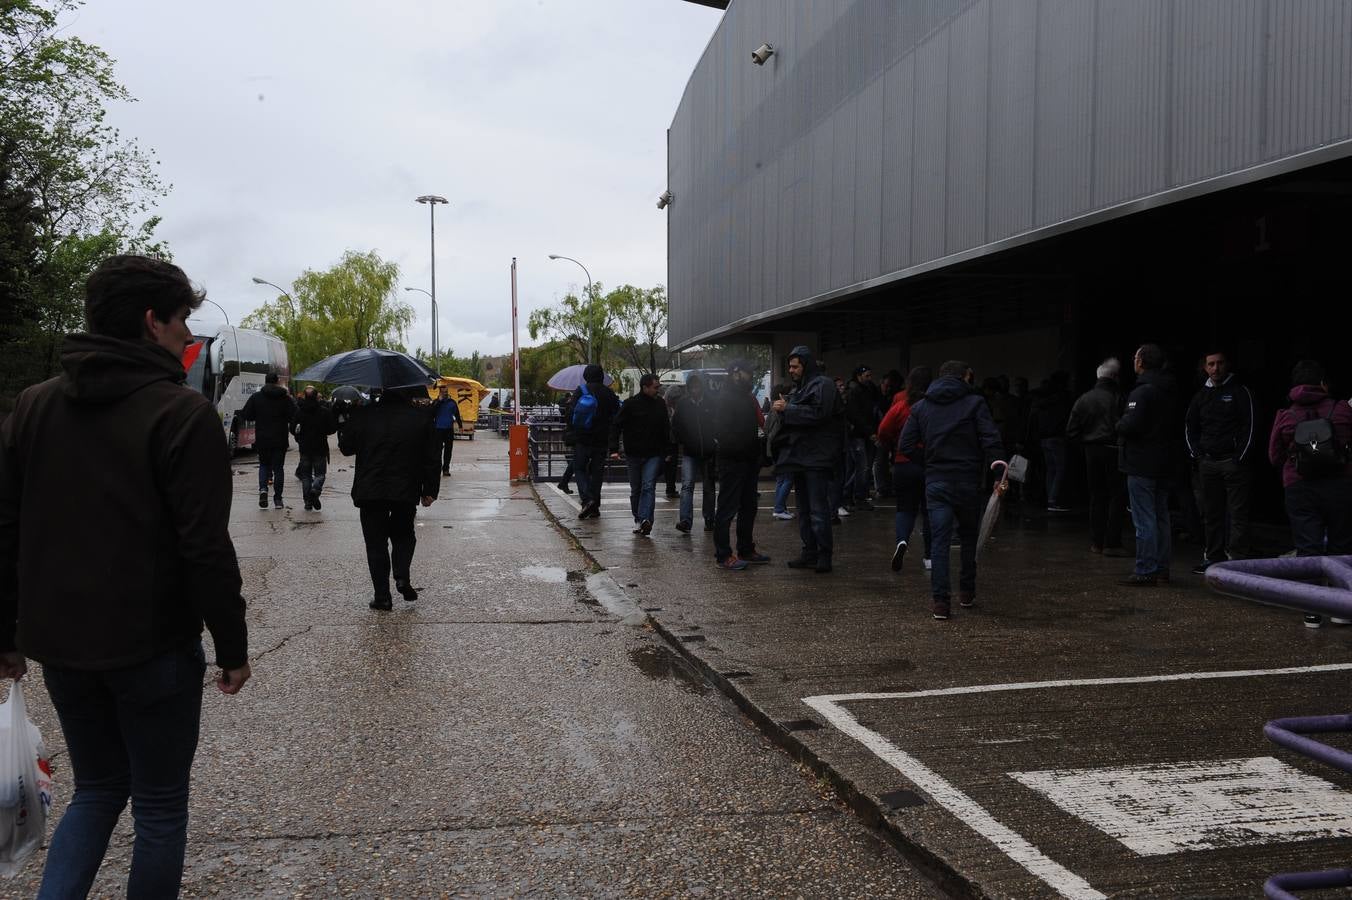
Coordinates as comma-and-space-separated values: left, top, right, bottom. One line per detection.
250, 276, 297, 321
547, 254, 594, 364
404, 287, 438, 372
416, 195, 449, 377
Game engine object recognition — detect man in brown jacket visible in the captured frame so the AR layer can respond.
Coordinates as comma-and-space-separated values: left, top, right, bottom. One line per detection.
0, 255, 250, 897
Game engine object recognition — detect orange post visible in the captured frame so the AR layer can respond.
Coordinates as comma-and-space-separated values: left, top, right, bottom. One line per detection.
509, 424, 530, 482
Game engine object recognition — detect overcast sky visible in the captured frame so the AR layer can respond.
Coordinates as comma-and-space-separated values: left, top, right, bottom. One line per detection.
67, 0, 722, 357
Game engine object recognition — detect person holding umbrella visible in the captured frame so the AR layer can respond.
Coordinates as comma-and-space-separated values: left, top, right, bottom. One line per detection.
899, 360, 1005, 620
566, 364, 621, 519
337, 385, 441, 610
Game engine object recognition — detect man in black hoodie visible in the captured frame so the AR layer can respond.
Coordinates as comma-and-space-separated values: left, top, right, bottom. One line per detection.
239, 372, 297, 509
292, 385, 337, 511
568, 364, 621, 519
0, 255, 249, 897
611, 373, 670, 535
899, 360, 1005, 620
1116, 344, 1177, 586
711, 360, 771, 570
1184, 349, 1256, 571
671, 373, 718, 532
772, 345, 842, 573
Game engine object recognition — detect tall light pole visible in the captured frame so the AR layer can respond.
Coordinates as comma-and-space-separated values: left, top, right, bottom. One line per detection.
547, 254, 594, 364
250, 276, 297, 322
416, 195, 448, 378
404, 287, 438, 372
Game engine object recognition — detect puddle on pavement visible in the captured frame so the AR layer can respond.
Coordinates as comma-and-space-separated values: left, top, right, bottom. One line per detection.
520, 566, 567, 583
628, 645, 710, 695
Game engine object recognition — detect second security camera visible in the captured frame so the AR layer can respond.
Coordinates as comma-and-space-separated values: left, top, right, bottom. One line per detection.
656, 190, 673, 210
751, 43, 774, 66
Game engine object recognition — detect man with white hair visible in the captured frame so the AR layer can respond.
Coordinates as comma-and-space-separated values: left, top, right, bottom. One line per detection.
1067, 358, 1128, 556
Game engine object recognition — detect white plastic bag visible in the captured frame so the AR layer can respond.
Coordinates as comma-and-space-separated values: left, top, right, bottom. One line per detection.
0, 681, 51, 876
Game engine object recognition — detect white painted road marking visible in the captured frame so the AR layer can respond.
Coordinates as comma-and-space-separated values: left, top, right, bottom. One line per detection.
803, 663, 1352, 899
1010, 756, 1352, 856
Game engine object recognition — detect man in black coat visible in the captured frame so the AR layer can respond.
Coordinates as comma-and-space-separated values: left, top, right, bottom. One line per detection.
610, 373, 670, 535
712, 360, 770, 570
240, 372, 297, 509
772, 345, 842, 573
291, 385, 337, 511
1185, 349, 1256, 571
338, 387, 441, 609
568, 364, 621, 519
1116, 344, 1178, 586
671, 373, 717, 532
1066, 358, 1127, 555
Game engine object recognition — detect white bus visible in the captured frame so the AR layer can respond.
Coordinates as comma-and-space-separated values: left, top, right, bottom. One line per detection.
182, 326, 289, 451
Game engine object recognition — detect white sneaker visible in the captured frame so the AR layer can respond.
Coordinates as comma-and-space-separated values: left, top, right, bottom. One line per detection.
1331, 617, 1352, 625
923, 558, 932, 571
837, 506, 851, 517
772, 511, 795, 520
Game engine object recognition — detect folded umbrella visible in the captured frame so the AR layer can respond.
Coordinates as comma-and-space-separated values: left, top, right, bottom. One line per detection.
976, 460, 1010, 561
546, 364, 614, 392
293, 348, 438, 389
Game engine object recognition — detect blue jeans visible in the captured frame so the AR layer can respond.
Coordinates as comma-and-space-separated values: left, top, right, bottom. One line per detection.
573, 443, 607, 508
1127, 475, 1172, 576
792, 469, 834, 557
680, 454, 716, 526
39, 642, 207, 900
774, 474, 793, 514
295, 454, 327, 499
925, 480, 982, 600
844, 437, 870, 502
257, 448, 286, 500
1041, 437, 1067, 506
627, 455, 662, 523
893, 461, 931, 556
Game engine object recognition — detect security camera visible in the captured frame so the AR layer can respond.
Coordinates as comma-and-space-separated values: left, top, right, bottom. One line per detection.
656, 190, 673, 210
751, 43, 775, 66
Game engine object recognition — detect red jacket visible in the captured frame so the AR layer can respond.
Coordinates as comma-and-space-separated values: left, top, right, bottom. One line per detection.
1267, 385, 1352, 488
877, 390, 917, 464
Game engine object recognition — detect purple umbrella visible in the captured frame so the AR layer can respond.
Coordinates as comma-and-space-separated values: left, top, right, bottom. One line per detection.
546, 364, 614, 392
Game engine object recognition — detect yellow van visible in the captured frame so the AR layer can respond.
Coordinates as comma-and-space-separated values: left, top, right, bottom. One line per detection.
427, 376, 489, 438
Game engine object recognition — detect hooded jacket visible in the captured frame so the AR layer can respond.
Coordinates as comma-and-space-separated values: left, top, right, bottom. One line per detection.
292, 395, 337, 456
1268, 385, 1352, 487
239, 382, 296, 452
338, 392, 441, 505
844, 377, 880, 439
611, 390, 670, 458
714, 378, 763, 463
1115, 370, 1177, 478
1185, 374, 1254, 461
671, 389, 717, 458
898, 376, 1004, 483
0, 334, 248, 670
774, 346, 842, 472
877, 390, 918, 464
567, 379, 620, 448
1066, 378, 1122, 447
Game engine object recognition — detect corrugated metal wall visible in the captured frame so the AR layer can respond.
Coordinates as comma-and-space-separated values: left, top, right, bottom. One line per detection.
667, 0, 1352, 346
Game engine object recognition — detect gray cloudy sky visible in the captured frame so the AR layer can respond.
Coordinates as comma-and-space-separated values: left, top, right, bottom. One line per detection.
68, 0, 722, 357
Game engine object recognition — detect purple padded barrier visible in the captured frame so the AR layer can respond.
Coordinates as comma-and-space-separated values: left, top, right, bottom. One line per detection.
1206, 555, 1352, 620
1265, 868, 1352, 900
1264, 714, 1352, 775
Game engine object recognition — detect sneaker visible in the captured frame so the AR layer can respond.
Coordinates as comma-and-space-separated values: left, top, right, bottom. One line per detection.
1047, 505, 1071, 513
1305, 614, 1323, 628
958, 592, 976, 609
395, 580, 418, 603
675, 520, 692, 533
640, 519, 652, 535
273, 497, 284, 509
369, 597, 393, 611
258, 491, 268, 509
932, 599, 951, 620
772, 511, 795, 520
559, 483, 573, 494
311, 495, 322, 511
304, 499, 314, 511
1119, 574, 1158, 587
632, 524, 645, 535
815, 555, 833, 574
923, 558, 932, 571
837, 506, 851, 517
1191, 562, 1210, 575
786, 554, 819, 569
891, 540, 908, 572
1332, 617, 1352, 625
717, 556, 749, 571
741, 551, 772, 564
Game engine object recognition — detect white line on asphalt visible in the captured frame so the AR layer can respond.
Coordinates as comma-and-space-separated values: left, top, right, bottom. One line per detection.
803, 662, 1352, 899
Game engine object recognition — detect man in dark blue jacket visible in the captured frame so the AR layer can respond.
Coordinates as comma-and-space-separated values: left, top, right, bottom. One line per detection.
671, 373, 717, 532
772, 345, 842, 573
1184, 349, 1255, 571
899, 360, 1005, 620
432, 384, 464, 476
712, 360, 770, 570
1116, 344, 1177, 586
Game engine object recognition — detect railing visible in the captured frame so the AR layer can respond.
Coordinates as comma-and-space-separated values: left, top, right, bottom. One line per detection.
1206, 556, 1352, 899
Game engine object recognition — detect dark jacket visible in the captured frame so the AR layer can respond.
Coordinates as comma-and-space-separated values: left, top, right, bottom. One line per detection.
611, 391, 670, 458
1029, 387, 1072, 441
0, 335, 248, 670
1065, 378, 1122, 447
714, 382, 763, 463
671, 391, 717, 458
292, 396, 337, 456
775, 347, 843, 472
338, 395, 441, 505
1185, 374, 1255, 461
567, 381, 620, 448
240, 383, 296, 452
898, 376, 1004, 483
844, 378, 880, 439
1268, 385, 1352, 487
1116, 370, 1177, 478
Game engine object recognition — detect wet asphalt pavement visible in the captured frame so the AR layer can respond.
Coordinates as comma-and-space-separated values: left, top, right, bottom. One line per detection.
5, 437, 939, 898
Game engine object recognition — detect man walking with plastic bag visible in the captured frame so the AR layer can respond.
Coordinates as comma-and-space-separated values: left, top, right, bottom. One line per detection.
0, 255, 251, 895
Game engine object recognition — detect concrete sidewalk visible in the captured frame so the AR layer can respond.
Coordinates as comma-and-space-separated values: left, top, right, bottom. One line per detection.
539, 475, 1352, 898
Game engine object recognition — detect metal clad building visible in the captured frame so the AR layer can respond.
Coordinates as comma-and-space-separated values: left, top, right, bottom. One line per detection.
666, 0, 1352, 349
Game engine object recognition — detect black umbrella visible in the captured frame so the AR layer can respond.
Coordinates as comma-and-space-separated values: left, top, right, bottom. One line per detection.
293, 348, 439, 389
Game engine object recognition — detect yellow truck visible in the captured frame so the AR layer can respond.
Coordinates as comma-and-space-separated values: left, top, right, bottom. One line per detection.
426, 376, 489, 438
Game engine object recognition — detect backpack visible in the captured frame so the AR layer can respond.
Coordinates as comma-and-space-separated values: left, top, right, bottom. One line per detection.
571, 384, 598, 431
1292, 403, 1348, 479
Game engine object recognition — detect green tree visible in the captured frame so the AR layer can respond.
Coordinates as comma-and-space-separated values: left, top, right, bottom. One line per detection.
609, 284, 671, 375
242, 250, 413, 374
527, 281, 622, 369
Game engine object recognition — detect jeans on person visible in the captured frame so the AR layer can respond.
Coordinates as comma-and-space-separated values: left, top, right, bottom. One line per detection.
573, 443, 607, 508
1084, 444, 1126, 549
436, 427, 456, 471
295, 454, 328, 500
1199, 456, 1252, 561
873, 444, 893, 497
792, 469, 834, 558
774, 473, 793, 514
257, 448, 286, 500
892, 461, 931, 557
627, 455, 662, 523
1040, 437, 1067, 506
714, 459, 761, 561
844, 437, 870, 502
38, 641, 207, 900
680, 454, 717, 526
925, 480, 982, 600
1285, 477, 1352, 557
1126, 475, 1172, 577
359, 501, 417, 598
558, 461, 575, 489
829, 457, 845, 514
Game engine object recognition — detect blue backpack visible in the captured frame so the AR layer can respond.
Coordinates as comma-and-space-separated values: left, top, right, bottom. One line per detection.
572, 384, 598, 431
